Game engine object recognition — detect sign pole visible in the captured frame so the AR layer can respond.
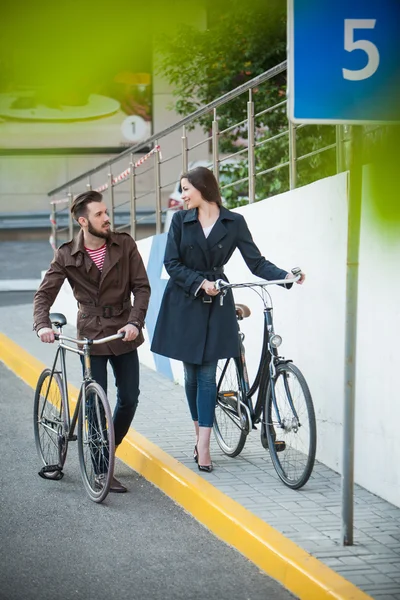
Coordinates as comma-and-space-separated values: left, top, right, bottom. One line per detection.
341, 125, 363, 546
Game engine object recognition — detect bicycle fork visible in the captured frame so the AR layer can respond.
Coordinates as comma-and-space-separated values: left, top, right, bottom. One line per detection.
268, 359, 301, 434
235, 338, 253, 436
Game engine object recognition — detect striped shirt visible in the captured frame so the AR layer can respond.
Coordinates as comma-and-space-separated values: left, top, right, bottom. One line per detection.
85, 243, 107, 271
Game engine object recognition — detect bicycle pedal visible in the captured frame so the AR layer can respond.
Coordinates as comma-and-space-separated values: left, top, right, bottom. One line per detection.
68, 434, 77, 441
274, 441, 286, 452
38, 465, 64, 480
260, 431, 286, 452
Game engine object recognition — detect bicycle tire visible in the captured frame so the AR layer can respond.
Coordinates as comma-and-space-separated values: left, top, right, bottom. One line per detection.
213, 358, 248, 457
33, 368, 68, 470
264, 362, 316, 489
77, 381, 115, 503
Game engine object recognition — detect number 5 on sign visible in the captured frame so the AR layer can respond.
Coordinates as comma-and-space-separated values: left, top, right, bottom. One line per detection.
343, 19, 380, 81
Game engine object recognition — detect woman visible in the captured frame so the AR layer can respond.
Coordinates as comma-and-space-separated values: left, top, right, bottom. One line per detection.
151, 167, 304, 472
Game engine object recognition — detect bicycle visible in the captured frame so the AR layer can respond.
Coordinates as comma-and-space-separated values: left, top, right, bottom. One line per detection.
213, 269, 316, 489
33, 312, 124, 503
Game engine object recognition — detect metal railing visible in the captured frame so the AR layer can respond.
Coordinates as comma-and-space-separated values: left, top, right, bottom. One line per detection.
48, 60, 344, 247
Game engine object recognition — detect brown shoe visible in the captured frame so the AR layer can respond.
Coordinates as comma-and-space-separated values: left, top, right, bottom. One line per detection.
109, 476, 127, 493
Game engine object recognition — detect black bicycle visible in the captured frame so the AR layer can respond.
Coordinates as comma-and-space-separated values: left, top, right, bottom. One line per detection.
213, 270, 316, 489
33, 313, 124, 503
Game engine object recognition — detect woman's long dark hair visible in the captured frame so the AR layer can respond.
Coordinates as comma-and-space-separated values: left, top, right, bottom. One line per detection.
181, 166, 222, 207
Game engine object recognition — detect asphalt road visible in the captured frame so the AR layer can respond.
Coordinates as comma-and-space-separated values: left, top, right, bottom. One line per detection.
0, 291, 36, 307
0, 241, 53, 280
0, 363, 295, 600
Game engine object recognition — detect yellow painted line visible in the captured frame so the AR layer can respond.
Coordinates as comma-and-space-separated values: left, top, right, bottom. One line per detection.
0, 332, 372, 600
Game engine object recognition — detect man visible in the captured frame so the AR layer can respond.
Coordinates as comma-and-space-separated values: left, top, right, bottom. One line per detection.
34, 190, 151, 493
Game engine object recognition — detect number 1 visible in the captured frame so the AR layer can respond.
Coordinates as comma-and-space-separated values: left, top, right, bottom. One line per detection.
343, 19, 380, 81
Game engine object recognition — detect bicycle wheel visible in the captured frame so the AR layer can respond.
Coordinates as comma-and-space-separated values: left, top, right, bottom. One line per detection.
264, 362, 316, 489
77, 381, 115, 503
34, 368, 68, 471
213, 358, 248, 457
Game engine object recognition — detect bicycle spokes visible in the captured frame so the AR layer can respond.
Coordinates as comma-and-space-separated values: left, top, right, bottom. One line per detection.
213, 359, 249, 457
77, 382, 115, 502
265, 363, 316, 489
82, 394, 111, 477
34, 369, 67, 469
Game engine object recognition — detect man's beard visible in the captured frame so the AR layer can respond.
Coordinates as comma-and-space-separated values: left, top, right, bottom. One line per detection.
88, 219, 111, 240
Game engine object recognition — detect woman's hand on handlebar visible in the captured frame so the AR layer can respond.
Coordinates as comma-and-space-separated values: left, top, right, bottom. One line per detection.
202, 279, 220, 296
286, 268, 306, 285
297, 272, 306, 284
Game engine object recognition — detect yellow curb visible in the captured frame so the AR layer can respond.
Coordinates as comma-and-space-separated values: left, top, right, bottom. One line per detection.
0, 332, 372, 600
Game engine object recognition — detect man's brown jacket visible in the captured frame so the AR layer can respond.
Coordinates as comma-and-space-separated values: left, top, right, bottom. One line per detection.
33, 230, 151, 355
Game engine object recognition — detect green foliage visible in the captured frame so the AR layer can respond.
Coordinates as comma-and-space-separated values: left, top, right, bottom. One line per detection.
156, 0, 285, 116
155, 0, 337, 206
363, 125, 400, 234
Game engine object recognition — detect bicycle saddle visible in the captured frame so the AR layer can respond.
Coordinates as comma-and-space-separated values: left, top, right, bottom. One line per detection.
235, 304, 251, 320
49, 313, 67, 327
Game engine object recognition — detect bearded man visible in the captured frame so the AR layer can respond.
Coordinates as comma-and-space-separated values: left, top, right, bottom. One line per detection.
33, 190, 151, 492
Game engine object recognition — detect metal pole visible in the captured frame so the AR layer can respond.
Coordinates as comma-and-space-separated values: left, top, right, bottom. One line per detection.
341, 125, 363, 546
108, 169, 115, 231
67, 191, 74, 240
130, 153, 137, 239
182, 125, 188, 174
155, 142, 162, 234
336, 125, 345, 173
212, 108, 219, 184
247, 89, 256, 203
289, 121, 297, 189
51, 201, 57, 251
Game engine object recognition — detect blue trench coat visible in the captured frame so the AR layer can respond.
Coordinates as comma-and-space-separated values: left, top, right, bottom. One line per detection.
151, 207, 289, 365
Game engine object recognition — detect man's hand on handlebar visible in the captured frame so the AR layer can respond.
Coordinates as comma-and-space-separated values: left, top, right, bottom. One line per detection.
38, 327, 56, 344
118, 323, 139, 342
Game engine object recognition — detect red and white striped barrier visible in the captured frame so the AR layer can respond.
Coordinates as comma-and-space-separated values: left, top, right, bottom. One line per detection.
50, 145, 162, 204
49, 145, 162, 249
96, 144, 162, 192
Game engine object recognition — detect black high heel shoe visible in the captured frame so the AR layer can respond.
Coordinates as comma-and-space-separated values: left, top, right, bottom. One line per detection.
193, 445, 198, 463
198, 463, 213, 473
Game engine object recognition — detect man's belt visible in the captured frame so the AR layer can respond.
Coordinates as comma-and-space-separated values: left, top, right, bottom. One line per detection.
78, 300, 131, 319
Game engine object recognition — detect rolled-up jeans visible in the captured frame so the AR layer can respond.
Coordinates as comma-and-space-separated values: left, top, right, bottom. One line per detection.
183, 361, 218, 428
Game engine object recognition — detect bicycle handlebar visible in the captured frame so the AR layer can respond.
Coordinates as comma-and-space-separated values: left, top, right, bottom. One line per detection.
214, 268, 302, 292
55, 331, 125, 346
92, 332, 126, 345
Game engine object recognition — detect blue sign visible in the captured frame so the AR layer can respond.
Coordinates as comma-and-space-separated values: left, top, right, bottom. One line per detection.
288, 0, 400, 123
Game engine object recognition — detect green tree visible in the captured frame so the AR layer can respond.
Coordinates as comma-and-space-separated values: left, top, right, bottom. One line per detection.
155, 0, 336, 206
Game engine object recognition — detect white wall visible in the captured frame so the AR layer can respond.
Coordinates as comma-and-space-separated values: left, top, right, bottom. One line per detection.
50, 171, 400, 508
354, 167, 400, 507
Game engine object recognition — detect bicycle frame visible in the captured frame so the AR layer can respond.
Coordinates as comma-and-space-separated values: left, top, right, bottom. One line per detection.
216, 273, 302, 430
45, 324, 122, 438
44, 328, 91, 442
214, 273, 317, 489
231, 306, 273, 423
35, 319, 124, 500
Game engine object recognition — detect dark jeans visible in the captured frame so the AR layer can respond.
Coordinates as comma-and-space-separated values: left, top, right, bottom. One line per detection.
82, 350, 140, 446
183, 361, 218, 428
